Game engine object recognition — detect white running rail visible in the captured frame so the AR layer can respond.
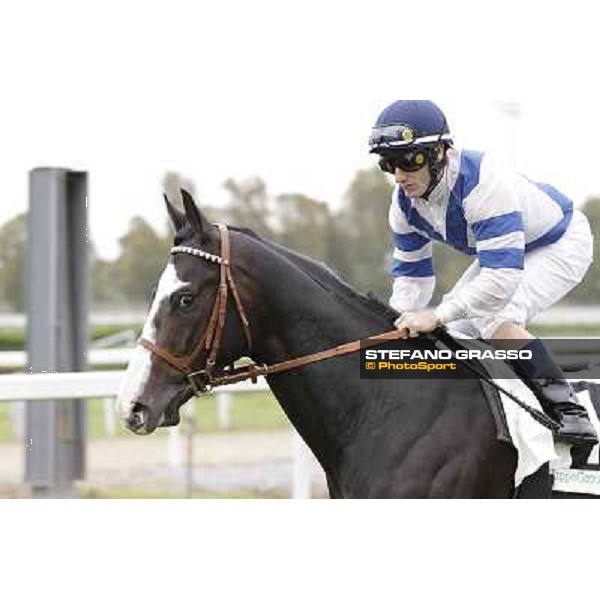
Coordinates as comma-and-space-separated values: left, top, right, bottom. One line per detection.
0, 349, 134, 369
0, 370, 317, 498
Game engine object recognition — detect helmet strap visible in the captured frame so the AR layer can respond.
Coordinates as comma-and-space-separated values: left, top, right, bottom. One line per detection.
423, 145, 448, 199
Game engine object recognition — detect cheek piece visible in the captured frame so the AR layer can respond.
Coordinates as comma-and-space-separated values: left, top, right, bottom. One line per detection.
423, 147, 447, 198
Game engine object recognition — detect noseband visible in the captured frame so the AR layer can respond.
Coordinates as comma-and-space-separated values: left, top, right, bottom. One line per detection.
139, 223, 253, 394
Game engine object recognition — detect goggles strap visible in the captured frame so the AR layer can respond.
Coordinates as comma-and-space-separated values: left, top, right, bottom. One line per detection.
423, 147, 448, 198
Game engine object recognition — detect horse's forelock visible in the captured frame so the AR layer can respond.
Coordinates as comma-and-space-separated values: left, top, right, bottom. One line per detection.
172, 222, 221, 253
173, 223, 193, 246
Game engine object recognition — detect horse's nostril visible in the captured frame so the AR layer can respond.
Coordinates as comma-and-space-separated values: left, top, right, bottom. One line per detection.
126, 403, 148, 431
128, 413, 143, 429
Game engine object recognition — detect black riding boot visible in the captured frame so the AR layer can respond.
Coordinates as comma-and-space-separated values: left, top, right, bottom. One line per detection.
509, 339, 598, 447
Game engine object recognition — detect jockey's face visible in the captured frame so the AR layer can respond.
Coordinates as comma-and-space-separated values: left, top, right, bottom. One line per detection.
394, 163, 432, 198
393, 144, 444, 198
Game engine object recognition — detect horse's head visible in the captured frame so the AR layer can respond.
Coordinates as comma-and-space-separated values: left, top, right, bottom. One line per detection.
117, 190, 255, 434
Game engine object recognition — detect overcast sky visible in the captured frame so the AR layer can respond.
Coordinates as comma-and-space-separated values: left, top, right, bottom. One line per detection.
1, 1, 599, 259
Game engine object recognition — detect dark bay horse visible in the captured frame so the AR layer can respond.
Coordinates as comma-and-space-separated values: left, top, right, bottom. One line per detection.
117, 190, 550, 498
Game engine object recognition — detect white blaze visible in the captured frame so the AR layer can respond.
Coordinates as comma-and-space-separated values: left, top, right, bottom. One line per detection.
116, 262, 187, 418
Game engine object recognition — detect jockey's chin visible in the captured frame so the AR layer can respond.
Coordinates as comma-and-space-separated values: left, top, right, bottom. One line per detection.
395, 168, 431, 199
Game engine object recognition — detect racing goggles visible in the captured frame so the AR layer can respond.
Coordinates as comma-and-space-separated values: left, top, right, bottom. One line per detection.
369, 123, 452, 152
378, 149, 429, 173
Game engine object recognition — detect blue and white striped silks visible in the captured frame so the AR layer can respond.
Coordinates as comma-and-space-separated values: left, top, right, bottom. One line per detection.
389, 147, 574, 322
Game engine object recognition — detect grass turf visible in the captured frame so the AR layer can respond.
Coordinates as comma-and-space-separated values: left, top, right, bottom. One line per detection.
0, 390, 290, 443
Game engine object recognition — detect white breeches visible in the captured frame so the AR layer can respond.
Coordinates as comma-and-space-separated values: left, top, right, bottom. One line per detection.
444, 210, 594, 339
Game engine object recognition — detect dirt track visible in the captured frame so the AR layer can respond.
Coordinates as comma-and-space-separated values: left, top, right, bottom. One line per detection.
0, 429, 328, 498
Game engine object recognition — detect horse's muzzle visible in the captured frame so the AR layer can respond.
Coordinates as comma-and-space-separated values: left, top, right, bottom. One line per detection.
161, 387, 195, 427
124, 387, 194, 434
125, 403, 154, 435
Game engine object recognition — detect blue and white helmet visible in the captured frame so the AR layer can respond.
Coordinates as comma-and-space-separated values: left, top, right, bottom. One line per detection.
369, 100, 453, 154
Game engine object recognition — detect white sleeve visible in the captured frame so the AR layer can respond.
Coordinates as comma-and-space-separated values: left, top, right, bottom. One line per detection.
434, 162, 525, 324
388, 190, 436, 313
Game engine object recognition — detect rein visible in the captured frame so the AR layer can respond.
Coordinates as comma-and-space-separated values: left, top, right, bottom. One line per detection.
139, 223, 559, 432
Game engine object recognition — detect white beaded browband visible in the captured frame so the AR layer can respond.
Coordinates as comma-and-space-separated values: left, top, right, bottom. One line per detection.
170, 246, 228, 265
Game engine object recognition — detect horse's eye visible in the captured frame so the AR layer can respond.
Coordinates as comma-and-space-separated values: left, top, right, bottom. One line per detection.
178, 293, 194, 309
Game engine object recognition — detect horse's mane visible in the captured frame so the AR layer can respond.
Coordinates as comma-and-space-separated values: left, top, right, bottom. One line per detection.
228, 226, 399, 326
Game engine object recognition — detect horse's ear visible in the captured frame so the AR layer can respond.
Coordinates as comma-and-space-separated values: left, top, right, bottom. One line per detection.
181, 188, 210, 242
163, 194, 186, 232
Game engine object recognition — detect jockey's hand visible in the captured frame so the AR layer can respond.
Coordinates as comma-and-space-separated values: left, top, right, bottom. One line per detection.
394, 310, 442, 339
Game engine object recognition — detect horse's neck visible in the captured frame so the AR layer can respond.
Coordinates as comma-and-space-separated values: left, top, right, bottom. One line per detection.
243, 246, 501, 497
235, 233, 389, 360
250, 253, 387, 471
254, 259, 382, 362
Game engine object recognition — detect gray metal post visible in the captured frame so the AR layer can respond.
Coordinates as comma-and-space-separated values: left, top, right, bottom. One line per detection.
25, 168, 89, 498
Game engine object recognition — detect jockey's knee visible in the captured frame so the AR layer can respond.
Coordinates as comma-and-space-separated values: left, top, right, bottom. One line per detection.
490, 321, 534, 344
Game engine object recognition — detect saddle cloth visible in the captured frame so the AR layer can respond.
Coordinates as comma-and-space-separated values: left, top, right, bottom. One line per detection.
551, 381, 600, 495
486, 376, 557, 488
445, 332, 600, 491
443, 332, 556, 488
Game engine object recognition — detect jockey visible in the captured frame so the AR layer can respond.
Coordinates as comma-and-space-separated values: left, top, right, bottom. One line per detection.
370, 99, 597, 448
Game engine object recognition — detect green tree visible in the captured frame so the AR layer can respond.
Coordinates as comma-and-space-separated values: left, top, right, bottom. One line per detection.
223, 177, 276, 238
114, 217, 171, 305
0, 213, 26, 311
276, 193, 330, 260
332, 167, 393, 298
92, 253, 123, 306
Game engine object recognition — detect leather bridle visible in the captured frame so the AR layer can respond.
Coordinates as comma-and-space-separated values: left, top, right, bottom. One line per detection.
136, 223, 559, 432
138, 222, 413, 394
139, 223, 253, 394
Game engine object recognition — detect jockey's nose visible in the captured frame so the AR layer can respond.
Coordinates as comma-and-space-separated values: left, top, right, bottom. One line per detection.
394, 168, 408, 183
